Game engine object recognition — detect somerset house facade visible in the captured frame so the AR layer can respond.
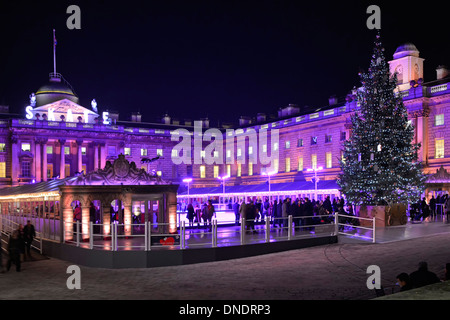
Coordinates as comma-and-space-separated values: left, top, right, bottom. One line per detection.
1, 43, 450, 200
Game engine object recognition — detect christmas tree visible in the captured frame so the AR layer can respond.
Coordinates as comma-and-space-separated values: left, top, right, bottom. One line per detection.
337, 33, 426, 206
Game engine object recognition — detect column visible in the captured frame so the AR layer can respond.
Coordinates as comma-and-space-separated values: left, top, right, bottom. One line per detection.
35, 138, 42, 182
42, 140, 48, 182
11, 136, 19, 186
102, 204, 111, 237
93, 142, 99, 171
100, 142, 106, 169
123, 196, 132, 236
59, 139, 66, 179
415, 107, 430, 163
81, 205, 90, 240
76, 140, 83, 174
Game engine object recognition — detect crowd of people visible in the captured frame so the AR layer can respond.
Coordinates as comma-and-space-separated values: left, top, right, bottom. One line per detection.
0, 220, 36, 273
410, 194, 450, 222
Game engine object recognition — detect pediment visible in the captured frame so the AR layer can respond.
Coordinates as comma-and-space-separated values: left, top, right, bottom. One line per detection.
33, 99, 98, 116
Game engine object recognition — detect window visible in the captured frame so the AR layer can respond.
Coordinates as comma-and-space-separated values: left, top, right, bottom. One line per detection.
64, 146, 70, 155
124, 147, 131, 156
285, 158, 291, 172
248, 146, 253, 155
435, 114, 445, 126
172, 149, 178, 158
141, 148, 147, 156
21, 143, 31, 152
436, 139, 445, 159
311, 154, 317, 170
0, 143, 5, 152
21, 161, 31, 177
227, 165, 231, 177
325, 134, 332, 143
237, 163, 242, 177
248, 162, 253, 176
200, 165, 206, 178
108, 146, 116, 156
213, 166, 219, 178
262, 144, 267, 153
298, 157, 303, 171
0, 162, 5, 178
297, 139, 303, 147
273, 142, 279, 151
141, 165, 147, 172
213, 151, 219, 158
82, 164, 86, 174
156, 171, 162, 177
47, 146, 53, 154
226, 150, 231, 158
285, 141, 290, 149
273, 159, 279, 173
157, 149, 163, 157
81, 147, 87, 155
311, 136, 318, 145
47, 164, 53, 179
65, 164, 71, 177
340, 132, 346, 141
326, 152, 332, 168
200, 150, 206, 158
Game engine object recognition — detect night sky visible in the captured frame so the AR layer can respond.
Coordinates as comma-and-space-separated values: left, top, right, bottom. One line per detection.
1, 1, 449, 125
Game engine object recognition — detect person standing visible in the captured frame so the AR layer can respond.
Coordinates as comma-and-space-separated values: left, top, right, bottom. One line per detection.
23, 220, 36, 260
7, 231, 21, 272
186, 203, 195, 227
233, 200, 240, 226
204, 200, 215, 231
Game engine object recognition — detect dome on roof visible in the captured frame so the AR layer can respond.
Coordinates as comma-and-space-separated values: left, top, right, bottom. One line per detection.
393, 43, 419, 59
35, 73, 79, 107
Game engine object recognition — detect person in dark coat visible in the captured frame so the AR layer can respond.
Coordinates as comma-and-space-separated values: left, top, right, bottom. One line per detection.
186, 203, 195, 227
409, 262, 441, 288
7, 230, 21, 272
276, 199, 282, 227
23, 220, 36, 260
396, 273, 413, 292
245, 202, 256, 232
272, 200, 278, 226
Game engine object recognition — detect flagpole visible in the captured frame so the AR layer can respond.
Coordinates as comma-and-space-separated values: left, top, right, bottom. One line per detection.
53, 29, 56, 75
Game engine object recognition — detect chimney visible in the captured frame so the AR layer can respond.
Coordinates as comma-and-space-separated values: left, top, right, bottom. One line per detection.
239, 116, 251, 126
201, 117, 209, 128
162, 113, 171, 124
278, 104, 300, 117
329, 95, 338, 105
131, 112, 142, 122
436, 65, 450, 80
256, 113, 266, 123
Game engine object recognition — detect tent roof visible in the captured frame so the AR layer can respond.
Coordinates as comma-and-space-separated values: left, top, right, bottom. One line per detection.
178, 180, 340, 196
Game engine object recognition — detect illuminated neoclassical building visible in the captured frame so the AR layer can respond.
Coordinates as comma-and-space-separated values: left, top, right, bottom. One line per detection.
1, 43, 450, 201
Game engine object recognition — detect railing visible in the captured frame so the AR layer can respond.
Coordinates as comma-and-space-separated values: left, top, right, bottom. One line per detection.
0, 213, 377, 253
0, 215, 43, 254
335, 213, 376, 243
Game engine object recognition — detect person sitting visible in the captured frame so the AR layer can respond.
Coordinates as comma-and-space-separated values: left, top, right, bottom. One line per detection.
409, 261, 441, 288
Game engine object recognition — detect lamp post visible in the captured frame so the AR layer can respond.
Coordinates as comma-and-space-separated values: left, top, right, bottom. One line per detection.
262, 171, 276, 200
307, 166, 323, 201
182, 178, 192, 227
182, 178, 192, 199
218, 175, 230, 208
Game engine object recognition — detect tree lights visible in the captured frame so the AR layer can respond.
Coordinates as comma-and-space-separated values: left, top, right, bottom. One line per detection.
337, 33, 426, 206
